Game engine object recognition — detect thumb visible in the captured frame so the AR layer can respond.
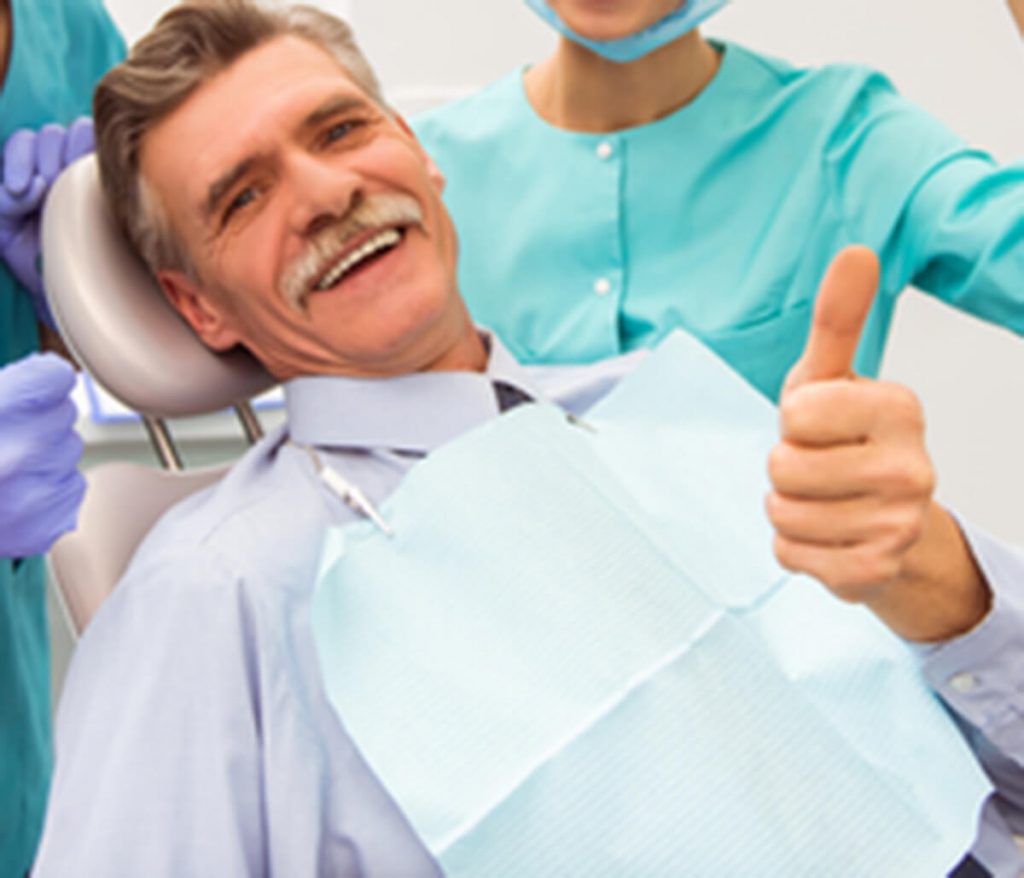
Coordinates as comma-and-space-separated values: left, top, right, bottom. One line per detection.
785, 245, 880, 391
1010, 0, 1024, 35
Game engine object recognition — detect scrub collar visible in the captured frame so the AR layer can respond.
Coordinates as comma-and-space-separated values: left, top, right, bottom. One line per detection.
524, 0, 730, 64
284, 331, 543, 455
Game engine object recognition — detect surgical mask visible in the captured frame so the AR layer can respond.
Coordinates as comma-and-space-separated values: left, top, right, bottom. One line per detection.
525, 0, 730, 63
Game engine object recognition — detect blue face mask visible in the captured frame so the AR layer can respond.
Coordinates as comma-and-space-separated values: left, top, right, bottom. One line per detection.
525, 0, 729, 63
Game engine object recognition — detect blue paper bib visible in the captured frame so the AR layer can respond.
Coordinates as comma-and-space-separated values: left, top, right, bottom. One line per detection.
312, 332, 990, 876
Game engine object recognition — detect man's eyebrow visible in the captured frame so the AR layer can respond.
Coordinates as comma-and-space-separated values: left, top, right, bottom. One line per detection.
301, 94, 371, 131
204, 157, 259, 222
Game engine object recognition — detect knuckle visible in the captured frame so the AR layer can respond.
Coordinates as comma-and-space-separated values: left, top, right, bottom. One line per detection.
883, 383, 926, 429
773, 535, 800, 572
890, 508, 925, 549
896, 458, 935, 497
874, 455, 934, 498
55, 398, 77, 429
779, 393, 812, 438
778, 395, 800, 433
767, 445, 793, 486
825, 551, 898, 599
67, 431, 85, 463
766, 493, 798, 533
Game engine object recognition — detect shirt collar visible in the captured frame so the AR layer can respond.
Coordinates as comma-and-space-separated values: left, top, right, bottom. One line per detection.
284, 331, 543, 454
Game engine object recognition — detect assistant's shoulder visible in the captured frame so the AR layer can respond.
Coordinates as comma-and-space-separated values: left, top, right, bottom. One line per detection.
717, 41, 960, 164
720, 39, 889, 98
719, 41, 899, 126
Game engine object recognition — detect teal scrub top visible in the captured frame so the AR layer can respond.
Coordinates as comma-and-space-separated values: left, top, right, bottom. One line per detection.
0, 0, 124, 873
413, 41, 1024, 400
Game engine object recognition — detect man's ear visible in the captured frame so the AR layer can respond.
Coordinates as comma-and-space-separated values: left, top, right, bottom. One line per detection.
394, 112, 446, 193
156, 268, 241, 352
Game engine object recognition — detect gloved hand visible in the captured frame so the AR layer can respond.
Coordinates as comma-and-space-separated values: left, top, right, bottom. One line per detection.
0, 353, 86, 558
0, 118, 96, 328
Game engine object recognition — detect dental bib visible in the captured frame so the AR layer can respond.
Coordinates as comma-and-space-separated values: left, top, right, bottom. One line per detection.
312, 332, 990, 876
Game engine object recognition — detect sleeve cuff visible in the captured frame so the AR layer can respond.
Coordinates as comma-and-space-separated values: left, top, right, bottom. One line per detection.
913, 518, 1024, 754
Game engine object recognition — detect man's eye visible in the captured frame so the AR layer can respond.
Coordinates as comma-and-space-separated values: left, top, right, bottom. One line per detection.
223, 187, 257, 223
325, 120, 362, 145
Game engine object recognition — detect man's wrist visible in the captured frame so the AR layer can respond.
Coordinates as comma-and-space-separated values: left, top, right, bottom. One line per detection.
866, 503, 992, 643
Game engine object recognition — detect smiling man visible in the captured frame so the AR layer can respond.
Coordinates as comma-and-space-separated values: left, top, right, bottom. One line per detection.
33, 2, 1024, 876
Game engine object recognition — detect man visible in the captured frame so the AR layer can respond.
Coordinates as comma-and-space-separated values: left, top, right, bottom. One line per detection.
34, 2, 1024, 875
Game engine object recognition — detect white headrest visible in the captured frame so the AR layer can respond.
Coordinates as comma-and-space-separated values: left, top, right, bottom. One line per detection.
41, 155, 275, 418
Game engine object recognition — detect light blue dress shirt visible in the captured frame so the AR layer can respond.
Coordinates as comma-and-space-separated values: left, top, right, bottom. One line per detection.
35, 335, 1024, 876
413, 42, 1024, 400
0, 2, 124, 873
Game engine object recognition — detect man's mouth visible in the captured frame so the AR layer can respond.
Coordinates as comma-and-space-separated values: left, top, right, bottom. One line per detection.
280, 192, 425, 312
312, 227, 404, 292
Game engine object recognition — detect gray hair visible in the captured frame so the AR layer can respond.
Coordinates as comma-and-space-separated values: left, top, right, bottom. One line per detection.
94, 0, 386, 277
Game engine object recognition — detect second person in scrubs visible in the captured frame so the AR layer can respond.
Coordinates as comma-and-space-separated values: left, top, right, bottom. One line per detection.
0, 0, 124, 873
414, 0, 1024, 399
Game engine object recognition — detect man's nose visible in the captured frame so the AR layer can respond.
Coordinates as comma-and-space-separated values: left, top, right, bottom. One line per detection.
285, 152, 361, 237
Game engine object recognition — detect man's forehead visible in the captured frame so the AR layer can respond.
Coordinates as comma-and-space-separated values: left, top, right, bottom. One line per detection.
192, 36, 370, 132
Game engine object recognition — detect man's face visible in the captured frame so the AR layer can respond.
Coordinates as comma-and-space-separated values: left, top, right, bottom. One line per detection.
548, 0, 684, 41
140, 35, 469, 379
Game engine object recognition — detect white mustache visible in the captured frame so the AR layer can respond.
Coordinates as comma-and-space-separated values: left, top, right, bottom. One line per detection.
280, 192, 424, 311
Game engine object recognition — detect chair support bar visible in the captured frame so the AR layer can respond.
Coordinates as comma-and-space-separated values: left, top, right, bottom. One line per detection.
234, 402, 264, 446
143, 416, 184, 471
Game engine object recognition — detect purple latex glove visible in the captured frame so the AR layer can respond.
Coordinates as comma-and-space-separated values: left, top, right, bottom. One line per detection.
0, 118, 96, 328
0, 353, 86, 558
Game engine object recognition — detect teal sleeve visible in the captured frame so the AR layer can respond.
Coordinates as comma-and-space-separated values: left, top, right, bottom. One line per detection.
824, 72, 1024, 334
906, 156, 1024, 333
66, 0, 127, 113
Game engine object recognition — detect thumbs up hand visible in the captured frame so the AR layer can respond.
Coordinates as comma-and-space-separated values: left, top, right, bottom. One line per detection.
767, 246, 990, 642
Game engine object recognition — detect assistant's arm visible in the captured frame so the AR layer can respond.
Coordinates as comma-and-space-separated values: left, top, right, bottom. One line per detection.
824, 73, 1024, 335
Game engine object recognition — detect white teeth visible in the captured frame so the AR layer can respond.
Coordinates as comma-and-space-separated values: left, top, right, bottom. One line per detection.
315, 228, 402, 291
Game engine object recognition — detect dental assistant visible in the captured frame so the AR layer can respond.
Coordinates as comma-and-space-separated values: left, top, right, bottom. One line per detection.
0, 0, 124, 873
413, 0, 1024, 400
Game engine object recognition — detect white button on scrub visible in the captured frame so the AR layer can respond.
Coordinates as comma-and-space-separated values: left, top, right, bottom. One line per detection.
948, 672, 978, 694
596, 141, 614, 160
593, 278, 612, 297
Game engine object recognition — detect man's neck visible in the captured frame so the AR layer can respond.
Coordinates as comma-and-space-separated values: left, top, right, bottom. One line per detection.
421, 324, 489, 374
524, 31, 720, 133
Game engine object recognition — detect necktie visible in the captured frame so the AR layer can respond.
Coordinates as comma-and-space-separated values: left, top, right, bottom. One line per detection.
492, 380, 533, 413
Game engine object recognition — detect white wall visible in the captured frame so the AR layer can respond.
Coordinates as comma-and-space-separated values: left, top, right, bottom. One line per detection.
103, 0, 1024, 545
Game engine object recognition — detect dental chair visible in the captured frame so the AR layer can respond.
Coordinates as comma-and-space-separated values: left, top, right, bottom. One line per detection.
42, 155, 277, 635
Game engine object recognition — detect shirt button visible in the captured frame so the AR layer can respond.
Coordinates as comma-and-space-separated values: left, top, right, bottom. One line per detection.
593, 277, 612, 297
596, 141, 614, 160
948, 672, 978, 694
